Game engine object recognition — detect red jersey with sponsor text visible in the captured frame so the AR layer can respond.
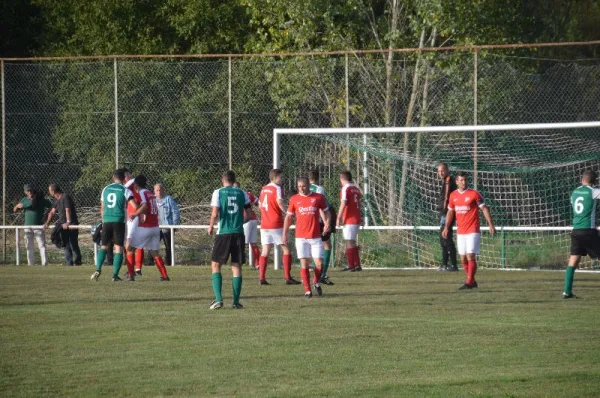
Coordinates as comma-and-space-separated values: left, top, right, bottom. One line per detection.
287, 193, 328, 239
448, 188, 484, 234
259, 183, 284, 229
340, 183, 362, 224
138, 189, 159, 228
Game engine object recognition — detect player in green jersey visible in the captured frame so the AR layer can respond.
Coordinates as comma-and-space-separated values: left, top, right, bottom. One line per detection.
208, 170, 253, 309
91, 169, 129, 282
563, 169, 600, 299
309, 169, 336, 285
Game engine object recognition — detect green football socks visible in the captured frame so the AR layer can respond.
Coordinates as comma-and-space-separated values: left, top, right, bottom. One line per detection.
212, 273, 223, 302
232, 276, 243, 305
112, 253, 123, 278
323, 249, 331, 277
96, 248, 106, 271
564, 266, 575, 295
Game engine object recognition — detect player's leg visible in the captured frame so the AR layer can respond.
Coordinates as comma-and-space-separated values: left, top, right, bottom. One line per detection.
231, 233, 244, 308
259, 229, 273, 284
112, 243, 125, 281
297, 239, 313, 297
281, 243, 299, 284
210, 235, 229, 309
320, 235, 334, 285
342, 225, 359, 271
456, 234, 469, 289
135, 248, 144, 274
447, 225, 458, 271
563, 255, 581, 298
92, 223, 111, 280
148, 228, 169, 281
24, 228, 34, 266
311, 239, 325, 296
564, 230, 598, 299
244, 220, 258, 270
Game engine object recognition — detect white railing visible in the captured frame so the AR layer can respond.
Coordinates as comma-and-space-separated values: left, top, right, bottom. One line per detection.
1, 224, 598, 267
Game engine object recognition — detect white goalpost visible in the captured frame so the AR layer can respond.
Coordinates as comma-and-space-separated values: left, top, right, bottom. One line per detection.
272, 121, 600, 270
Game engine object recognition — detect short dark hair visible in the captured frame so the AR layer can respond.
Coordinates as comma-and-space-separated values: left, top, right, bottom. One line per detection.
455, 171, 468, 179
269, 169, 283, 182
49, 184, 62, 193
135, 175, 147, 189
297, 176, 309, 186
582, 169, 598, 185
113, 169, 125, 182
340, 170, 353, 182
121, 167, 132, 175
309, 169, 319, 182
222, 170, 236, 184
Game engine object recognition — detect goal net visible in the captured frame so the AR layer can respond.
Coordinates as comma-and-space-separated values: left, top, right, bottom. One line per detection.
274, 122, 600, 270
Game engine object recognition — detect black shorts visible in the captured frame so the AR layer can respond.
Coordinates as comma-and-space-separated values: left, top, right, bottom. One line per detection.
211, 233, 246, 264
102, 222, 125, 246
570, 229, 600, 258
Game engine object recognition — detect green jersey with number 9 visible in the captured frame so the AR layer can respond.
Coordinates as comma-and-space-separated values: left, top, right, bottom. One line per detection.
101, 183, 127, 223
571, 185, 600, 230
211, 186, 250, 235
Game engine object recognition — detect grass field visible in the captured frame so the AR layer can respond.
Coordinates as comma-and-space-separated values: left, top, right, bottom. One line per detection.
1, 266, 600, 397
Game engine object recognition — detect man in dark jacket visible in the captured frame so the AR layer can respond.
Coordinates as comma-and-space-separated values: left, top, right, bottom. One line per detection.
437, 163, 458, 271
44, 184, 82, 266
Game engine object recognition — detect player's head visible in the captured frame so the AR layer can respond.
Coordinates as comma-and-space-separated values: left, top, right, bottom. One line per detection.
340, 170, 353, 184
308, 169, 319, 184
437, 162, 449, 179
455, 172, 468, 190
134, 175, 147, 191
222, 170, 236, 186
154, 183, 164, 198
269, 169, 283, 185
24, 184, 34, 196
581, 169, 598, 186
297, 176, 310, 195
121, 167, 133, 182
112, 169, 125, 183
48, 184, 62, 197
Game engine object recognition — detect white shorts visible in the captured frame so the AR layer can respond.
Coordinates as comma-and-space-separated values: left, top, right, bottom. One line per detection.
243, 220, 258, 244
295, 238, 324, 259
126, 217, 139, 239
129, 227, 160, 250
343, 224, 360, 241
457, 233, 481, 255
261, 228, 284, 246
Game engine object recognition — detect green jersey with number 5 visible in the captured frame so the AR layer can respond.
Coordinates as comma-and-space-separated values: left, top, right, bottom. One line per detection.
571, 185, 600, 229
101, 183, 126, 223
211, 186, 250, 235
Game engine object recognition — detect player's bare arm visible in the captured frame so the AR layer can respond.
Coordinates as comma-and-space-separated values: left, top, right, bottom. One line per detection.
480, 205, 496, 236
442, 209, 455, 239
282, 213, 293, 246
322, 209, 332, 233
244, 203, 254, 223
208, 206, 219, 236
277, 198, 286, 216
44, 208, 56, 228
337, 201, 346, 227
129, 202, 148, 222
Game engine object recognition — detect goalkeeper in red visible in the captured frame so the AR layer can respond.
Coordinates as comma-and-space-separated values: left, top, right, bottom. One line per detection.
442, 172, 495, 289
563, 169, 600, 299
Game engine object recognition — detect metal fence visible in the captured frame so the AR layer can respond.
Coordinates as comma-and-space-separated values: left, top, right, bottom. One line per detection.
1, 42, 600, 264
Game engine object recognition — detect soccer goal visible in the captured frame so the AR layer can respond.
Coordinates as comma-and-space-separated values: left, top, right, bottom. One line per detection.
273, 122, 600, 270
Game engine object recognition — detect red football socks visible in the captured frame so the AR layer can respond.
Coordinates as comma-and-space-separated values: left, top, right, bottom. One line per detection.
135, 249, 144, 271
345, 248, 355, 269
314, 266, 322, 284
154, 256, 168, 279
251, 245, 261, 266
283, 254, 292, 280
461, 258, 469, 274
300, 268, 311, 293
467, 259, 477, 285
259, 256, 267, 281
353, 247, 361, 267
125, 252, 135, 277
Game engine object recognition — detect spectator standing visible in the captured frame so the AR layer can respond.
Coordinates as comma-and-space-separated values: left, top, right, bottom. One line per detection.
437, 162, 458, 272
44, 184, 82, 266
154, 183, 180, 265
13, 184, 52, 266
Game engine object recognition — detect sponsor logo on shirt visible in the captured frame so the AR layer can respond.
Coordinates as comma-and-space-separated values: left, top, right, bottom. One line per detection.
298, 206, 318, 215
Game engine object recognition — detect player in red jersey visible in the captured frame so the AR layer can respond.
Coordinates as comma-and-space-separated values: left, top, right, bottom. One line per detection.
442, 172, 495, 290
233, 182, 261, 270
258, 169, 301, 285
122, 168, 145, 276
337, 171, 363, 271
127, 175, 170, 281
283, 176, 331, 298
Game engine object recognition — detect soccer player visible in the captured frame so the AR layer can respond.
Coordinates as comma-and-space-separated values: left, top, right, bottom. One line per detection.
337, 171, 363, 272
91, 169, 127, 282
233, 182, 261, 270
127, 175, 170, 281
442, 172, 496, 290
308, 169, 336, 285
437, 162, 458, 272
123, 168, 145, 276
283, 176, 331, 298
208, 170, 253, 309
563, 169, 600, 299
258, 169, 300, 285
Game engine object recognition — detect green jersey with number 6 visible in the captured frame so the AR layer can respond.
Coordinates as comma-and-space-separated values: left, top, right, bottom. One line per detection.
210, 186, 250, 235
101, 183, 126, 223
571, 185, 600, 229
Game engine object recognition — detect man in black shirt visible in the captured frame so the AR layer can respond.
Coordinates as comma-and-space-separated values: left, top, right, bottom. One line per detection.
44, 184, 82, 266
437, 163, 458, 271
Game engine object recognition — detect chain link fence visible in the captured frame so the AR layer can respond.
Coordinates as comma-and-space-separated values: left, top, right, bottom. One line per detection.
1, 44, 599, 266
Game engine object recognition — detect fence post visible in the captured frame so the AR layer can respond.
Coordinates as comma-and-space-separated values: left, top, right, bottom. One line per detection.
170, 226, 175, 266
1, 60, 6, 263
273, 130, 281, 270
413, 227, 419, 267
473, 49, 479, 190
500, 226, 506, 269
345, 54, 350, 167
228, 56, 232, 170
15, 228, 20, 265
114, 58, 119, 168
